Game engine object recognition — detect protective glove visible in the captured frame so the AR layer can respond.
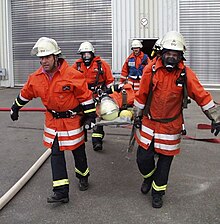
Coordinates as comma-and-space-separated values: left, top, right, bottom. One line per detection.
134, 116, 142, 129
10, 104, 20, 121
106, 84, 124, 94
84, 115, 96, 130
211, 121, 220, 136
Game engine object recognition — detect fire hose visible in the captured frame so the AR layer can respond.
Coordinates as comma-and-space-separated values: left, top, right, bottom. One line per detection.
183, 123, 220, 143
0, 148, 51, 210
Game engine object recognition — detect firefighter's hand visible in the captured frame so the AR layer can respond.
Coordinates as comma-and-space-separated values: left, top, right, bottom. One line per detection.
211, 121, 220, 136
84, 114, 96, 130
10, 104, 20, 121
134, 116, 142, 129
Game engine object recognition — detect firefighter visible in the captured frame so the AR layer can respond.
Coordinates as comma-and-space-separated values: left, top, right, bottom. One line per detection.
10, 37, 96, 203
133, 31, 220, 208
119, 39, 150, 92
72, 41, 114, 151
150, 38, 162, 63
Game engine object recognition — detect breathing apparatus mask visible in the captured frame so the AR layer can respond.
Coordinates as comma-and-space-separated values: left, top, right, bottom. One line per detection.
162, 50, 182, 72
81, 52, 94, 66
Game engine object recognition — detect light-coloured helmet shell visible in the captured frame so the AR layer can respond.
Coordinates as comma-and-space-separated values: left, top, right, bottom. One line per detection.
119, 110, 133, 122
31, 37, 61, 57
100, 96, 119, 121
161, 31, 186, 52
131, 39, 143, 49
78, 41, 95, 53
152, 38, 162, 51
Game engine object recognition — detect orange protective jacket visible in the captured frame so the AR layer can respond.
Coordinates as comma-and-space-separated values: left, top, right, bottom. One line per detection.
20, 59, 94, 151
110, 83, 135, 108
72, 56, 114, 90
120, 51, 150, 92
134, 57, 215, 156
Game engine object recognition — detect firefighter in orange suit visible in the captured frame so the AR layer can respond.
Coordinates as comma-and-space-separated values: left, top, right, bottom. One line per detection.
120, 39, 150, 92
133, 31, 220, 208
72, 41, 114, 151
10, 37, 96, 203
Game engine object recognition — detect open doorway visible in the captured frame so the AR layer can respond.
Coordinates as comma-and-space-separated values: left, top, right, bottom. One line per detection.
131, 38, 158, 60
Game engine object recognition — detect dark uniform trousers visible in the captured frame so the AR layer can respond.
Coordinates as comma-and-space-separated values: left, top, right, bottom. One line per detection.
92, 125, 105, 145
136, 138, 174, 195
51, 136, 89, 195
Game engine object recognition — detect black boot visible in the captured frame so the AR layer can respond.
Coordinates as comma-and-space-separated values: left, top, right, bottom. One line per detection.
141, 178, 153, 194
79, 177, 89, 191
47, 192, 69, 203
152, 194, 163, 208
93, 142, 102, 151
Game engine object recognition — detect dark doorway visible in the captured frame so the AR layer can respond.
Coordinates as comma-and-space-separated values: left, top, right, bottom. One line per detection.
141, 38, 158, 60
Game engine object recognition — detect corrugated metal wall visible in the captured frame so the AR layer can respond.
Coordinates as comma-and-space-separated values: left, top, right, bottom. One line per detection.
179, 0, 220, 86
11, 0, 112, 86
112, 0, 178, 73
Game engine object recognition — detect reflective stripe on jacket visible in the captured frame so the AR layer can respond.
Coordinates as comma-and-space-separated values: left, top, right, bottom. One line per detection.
20, 59, 93, 151
134, 57, 215, 156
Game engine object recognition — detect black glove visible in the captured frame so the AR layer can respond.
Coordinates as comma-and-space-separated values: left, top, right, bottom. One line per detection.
106, 84, 123, 94
134, 116, 142, 129
211, 121, 220, 136
10, 104, 20, 121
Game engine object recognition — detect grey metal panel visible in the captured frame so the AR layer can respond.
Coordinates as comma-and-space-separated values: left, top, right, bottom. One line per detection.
11, 0, 112, 85
179, 0, 220, 85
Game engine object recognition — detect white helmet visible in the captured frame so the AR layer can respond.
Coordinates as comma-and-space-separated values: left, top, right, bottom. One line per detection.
131, 40, 143, 49
31, 37, 61, 57
152, 38, 162, 51
78, 41, 95, 54
100, 96, 119, 121
161, 31, 186, 52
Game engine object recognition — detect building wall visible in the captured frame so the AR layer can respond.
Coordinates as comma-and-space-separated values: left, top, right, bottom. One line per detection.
0, 0, 220, 87
112, 0, 179, 73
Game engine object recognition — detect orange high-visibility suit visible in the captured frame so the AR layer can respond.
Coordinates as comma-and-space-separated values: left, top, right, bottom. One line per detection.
120, 51, 150, 92
110, 83, 135, 108
72, 56, 114, 90
134, 57, 215, 156
20, 59, 94, 151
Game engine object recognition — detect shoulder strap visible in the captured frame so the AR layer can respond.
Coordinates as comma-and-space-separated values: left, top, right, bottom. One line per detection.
76, 62, 81, 71
143, 64, 156, 116
94, 60, 104, 86
181, 67, 188, 109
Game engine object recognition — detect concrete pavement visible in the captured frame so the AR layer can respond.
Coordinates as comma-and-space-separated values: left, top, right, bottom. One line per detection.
0, 88, 220, 224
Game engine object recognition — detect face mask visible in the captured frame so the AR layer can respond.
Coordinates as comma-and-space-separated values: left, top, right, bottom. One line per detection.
82, 52, 93, 66
162, 54, 180, 72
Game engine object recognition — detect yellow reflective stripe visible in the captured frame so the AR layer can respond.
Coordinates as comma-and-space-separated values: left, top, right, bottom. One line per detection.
84, 108, 96, 113
142, 168, 156, 179
53, 179, 69, 187
152, 181, 167, 191
75, 168, 89, 177
111, 85, 114, 92
92, 133, 103, 138
15, 98, 24, 107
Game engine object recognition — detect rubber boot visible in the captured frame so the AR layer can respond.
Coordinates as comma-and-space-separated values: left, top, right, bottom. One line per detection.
79, 177, 89, 191
152, 193, 163, 208
93, 142, 103, 151
141, 177, 153, 194
47, 192, 69, 203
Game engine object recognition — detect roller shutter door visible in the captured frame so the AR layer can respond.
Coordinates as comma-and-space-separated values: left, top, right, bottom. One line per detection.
11, 0, 112, 86
179, 0, 220, 87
